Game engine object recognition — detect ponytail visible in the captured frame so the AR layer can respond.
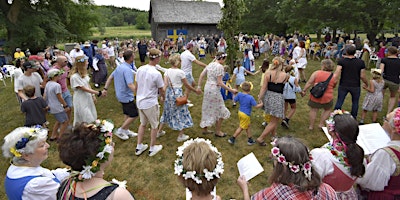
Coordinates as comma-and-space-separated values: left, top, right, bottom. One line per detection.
345, 143, 365, 177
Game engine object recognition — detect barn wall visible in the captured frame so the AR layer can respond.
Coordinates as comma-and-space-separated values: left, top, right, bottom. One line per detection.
151, 24, 220, 42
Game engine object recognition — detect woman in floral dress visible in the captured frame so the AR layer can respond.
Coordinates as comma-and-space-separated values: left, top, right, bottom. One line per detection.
197, 52, 237, 137
160, 54, 200, 142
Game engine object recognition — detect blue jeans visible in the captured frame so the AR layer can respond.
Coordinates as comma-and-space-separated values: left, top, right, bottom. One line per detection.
334, 86, 361, 118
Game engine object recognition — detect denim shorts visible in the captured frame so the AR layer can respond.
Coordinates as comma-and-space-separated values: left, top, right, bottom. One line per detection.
62, 90, 73, 108
53, 111, 68, 123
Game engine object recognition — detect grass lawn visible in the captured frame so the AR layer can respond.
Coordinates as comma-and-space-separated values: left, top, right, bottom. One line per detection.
0, 51, 394, 199
90, 26, 151, 40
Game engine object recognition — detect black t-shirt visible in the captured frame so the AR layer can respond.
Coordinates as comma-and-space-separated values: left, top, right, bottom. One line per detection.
382, 57, 400, 84
337, 57, 365, 87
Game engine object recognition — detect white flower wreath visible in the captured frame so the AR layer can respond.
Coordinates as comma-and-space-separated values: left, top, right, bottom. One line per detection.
174, 138, 224, 184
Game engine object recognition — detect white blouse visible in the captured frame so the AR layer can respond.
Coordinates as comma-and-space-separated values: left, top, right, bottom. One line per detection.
356, 140, 400, 191
6, 165, 69, 200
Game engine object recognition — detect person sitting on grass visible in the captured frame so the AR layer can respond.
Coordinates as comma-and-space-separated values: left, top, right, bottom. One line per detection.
44, 69, 70, 141
57, 120, 134, 200
237, 136, 338, 200
174, 138, 223, 200
228, 81, 263, 145
21, 85, 48, 127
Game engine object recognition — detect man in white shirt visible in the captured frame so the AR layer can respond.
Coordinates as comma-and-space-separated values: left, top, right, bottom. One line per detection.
180, 43, 207, 104
17, 61, 43, 100
69, 44, 84, 64
134, 48, 165, 157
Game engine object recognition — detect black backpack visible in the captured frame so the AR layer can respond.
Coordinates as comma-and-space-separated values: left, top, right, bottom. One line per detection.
310, 73, 333, 98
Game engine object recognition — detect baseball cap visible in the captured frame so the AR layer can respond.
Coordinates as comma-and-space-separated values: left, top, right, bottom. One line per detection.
23, 61, 39, 69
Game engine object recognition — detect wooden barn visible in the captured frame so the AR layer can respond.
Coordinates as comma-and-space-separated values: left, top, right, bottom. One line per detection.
149, 0, 222, 42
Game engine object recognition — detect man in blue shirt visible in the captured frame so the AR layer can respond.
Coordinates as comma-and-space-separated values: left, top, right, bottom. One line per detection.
103, 50, 138, 140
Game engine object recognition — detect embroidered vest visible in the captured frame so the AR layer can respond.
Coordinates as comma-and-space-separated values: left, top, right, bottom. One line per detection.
5, 175, 60, 200
322, 163, 356, 192
368, 145, 400, 199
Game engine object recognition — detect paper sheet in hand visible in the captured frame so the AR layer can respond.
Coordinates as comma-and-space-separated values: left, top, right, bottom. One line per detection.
322, 123, 390, 155
237, 152, 264, 181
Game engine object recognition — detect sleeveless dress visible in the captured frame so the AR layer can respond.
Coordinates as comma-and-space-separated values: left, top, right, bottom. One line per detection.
57, 181, 120, 200
362, 79, 384, 111
263, 73, 287, 118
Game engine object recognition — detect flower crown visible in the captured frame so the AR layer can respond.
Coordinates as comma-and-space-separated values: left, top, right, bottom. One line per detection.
174, 138, 224, 184
72, 119, 114, 181
270, 139, 313, 181
9, 125, 44, 158
326, 109, 350, 132
147, 52, 161, 59
76, 56, 88, 63
215, 53, 227, 60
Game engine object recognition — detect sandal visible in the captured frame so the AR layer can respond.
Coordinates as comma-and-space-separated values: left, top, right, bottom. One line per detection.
214, 132, 227, 137
49, 137, 58, 142
256, 139, 267, 146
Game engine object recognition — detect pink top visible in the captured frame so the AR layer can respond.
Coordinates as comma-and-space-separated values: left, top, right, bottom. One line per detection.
51, 65, 69, 93
377, 47, 386, 58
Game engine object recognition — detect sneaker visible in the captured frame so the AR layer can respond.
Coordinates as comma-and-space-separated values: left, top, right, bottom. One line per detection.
359, 120, 364, 125
281, 119, 289, 129
115, 128, 129, 140
232, 103, 236, 107
125, 129, 138, 137
262, 122, 268, 127
157, 130, 166, 138
187, 103, 194, 107
149, 145, 163, 156
135, 144, 148, 156
247, 138, 256, 146
228, 137, 235, 144
94, 83, 99, 88
177, 134, 190, 142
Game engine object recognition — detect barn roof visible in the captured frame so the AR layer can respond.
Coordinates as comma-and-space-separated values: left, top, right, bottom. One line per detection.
150, 0, 222, 24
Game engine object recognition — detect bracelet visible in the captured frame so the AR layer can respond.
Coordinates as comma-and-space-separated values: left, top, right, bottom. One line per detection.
97, 90, 102, 97
103, 87, 108, 91
63, 105, 68, 108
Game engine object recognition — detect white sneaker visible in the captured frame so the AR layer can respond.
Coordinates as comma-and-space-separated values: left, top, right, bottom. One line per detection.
135, 144, 148, 156
125, 129, 138, 137
177, 134, 190, 142
149, 145, 163, 156
115, 128, 129, 140
157, 130, 166, 138
187, 103, 194, 107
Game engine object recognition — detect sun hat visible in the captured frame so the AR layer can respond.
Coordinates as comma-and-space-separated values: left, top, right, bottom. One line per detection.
74, 44, 81, 49
371, 68, 382, 75
83, 42, 90, 47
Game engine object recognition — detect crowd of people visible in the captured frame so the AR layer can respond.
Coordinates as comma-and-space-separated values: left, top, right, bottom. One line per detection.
2, 31, 400, 199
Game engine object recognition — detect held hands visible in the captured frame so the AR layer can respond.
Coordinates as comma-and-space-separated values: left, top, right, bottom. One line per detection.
231, 89, 238, 94
300, 90, 306, 97
101, 90, 108, 97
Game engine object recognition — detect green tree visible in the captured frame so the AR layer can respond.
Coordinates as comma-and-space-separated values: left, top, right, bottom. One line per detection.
135, 12, 150, 30
218, 0, 246, 69
0, 0, 98, 52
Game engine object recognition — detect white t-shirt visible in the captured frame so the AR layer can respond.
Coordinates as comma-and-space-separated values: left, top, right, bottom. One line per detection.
136, 64, 164, 109
166, 68, 186, 88
180, 50, 196, 75
17, 72, 43, 98
69, 49, 84, 61
107, 46, 115, 57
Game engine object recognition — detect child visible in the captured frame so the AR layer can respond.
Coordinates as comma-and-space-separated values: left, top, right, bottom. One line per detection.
313, 43, 321, 61
220, 65, 233, 101
259, 59, 271, 126
44, 69, 70, 140
228, 81, 263, 145
360, 69, 385, 124
282, 65, 301, 128
21, 85, 48, 127
232, 60, 257, 106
